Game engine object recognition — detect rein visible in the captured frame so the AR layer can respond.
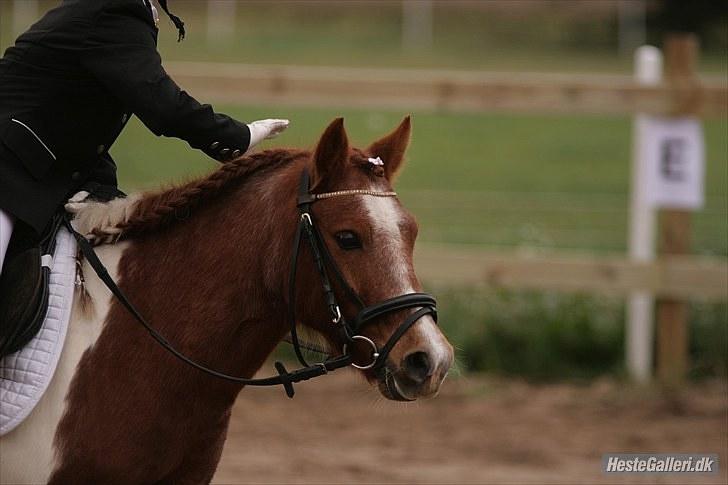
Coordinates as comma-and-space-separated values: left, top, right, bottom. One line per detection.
65, 169, 437, 398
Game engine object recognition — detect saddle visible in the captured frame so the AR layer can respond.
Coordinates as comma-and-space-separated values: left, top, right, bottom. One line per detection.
0, 214, 64, 357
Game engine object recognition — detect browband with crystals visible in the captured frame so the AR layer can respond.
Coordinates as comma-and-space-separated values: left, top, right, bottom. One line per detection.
313, 189, 397, 200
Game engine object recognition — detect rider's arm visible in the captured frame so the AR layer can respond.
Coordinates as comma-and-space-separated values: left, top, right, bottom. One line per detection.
78, 1, 249, 162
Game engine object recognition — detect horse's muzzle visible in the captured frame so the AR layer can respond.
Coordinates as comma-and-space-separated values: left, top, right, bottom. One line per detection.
376, 345, 453, 401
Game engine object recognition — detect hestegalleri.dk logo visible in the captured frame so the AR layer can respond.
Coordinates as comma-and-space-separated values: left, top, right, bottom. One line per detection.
602, 454, 719, 474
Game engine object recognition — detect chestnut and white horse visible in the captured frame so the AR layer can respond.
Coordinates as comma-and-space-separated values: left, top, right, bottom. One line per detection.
0, 117, 453, 484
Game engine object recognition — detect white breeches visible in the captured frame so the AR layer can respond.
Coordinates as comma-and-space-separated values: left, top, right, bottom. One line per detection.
0, 209, 14, 275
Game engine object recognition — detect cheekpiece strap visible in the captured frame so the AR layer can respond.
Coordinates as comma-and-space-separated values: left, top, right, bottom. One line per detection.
297, 171, 315, 208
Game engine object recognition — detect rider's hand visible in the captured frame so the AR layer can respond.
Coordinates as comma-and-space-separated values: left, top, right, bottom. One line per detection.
246, 119, 289, 154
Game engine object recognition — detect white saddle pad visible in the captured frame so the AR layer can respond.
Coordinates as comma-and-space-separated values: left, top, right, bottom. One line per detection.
0, 226, 77, 435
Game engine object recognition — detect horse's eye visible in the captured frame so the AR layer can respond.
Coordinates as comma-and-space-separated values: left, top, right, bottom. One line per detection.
335, 231, 362, 250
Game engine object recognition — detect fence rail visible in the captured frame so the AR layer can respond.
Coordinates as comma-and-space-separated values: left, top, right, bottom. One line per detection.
167, 62, 728, 117
415, 244, 727, 301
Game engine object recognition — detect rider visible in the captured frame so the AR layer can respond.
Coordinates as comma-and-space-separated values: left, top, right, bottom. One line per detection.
0, 0, 289, 275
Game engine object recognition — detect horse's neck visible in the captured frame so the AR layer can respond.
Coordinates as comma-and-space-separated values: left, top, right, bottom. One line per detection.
94, 164, 301, 398
28, 159, 304, 483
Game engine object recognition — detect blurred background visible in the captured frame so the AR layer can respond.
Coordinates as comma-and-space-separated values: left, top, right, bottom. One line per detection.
1, 1, 726, 483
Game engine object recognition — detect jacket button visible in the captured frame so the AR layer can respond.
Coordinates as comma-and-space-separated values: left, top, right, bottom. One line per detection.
121, 113, 128, 124
209, 141, 220, 150
219, 148, 231, 158
232, 149, 242, 158
96, 144, 105, 154
71, 171, 82, 181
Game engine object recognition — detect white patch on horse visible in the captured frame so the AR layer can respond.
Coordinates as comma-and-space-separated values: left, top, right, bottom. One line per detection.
0, 242, 129, 484
362, 194, 410, 291
413, 313, 450, 364
361, 195, 449, 364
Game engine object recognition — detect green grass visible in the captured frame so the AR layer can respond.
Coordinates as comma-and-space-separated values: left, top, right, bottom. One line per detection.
113, 106, 728, 255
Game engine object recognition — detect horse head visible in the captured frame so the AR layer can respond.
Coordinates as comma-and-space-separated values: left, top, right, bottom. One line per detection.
292, 117, 454, 401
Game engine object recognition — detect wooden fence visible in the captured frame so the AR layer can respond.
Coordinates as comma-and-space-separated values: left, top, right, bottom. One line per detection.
414, 244, 727, 302
166, 61, 727, 117
166, 55, 728, 308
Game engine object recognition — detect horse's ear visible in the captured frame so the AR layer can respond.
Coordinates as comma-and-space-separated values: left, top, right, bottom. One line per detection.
367, 116, 411, 182
311, 118, 350, 190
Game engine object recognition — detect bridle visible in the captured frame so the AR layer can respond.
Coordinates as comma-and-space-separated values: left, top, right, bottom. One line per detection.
67, 169, 438, 398
288, 170, 438, 373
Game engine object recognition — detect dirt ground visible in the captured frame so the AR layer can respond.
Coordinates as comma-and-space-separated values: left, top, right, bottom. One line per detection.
213, 369, 727, 485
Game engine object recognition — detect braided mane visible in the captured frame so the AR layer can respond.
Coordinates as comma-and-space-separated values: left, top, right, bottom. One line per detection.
81, 149, 307, 242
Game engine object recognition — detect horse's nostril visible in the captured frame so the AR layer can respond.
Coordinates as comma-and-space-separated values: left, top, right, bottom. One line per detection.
402, 351, 433, 384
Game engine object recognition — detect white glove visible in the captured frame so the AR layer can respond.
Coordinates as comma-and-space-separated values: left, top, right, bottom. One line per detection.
246, 119, 289, 154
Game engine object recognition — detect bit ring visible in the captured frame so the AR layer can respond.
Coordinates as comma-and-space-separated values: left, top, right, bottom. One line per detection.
343, 335, 380, 370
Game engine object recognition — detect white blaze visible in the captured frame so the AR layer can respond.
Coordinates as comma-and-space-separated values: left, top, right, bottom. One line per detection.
361, 195, 450, 365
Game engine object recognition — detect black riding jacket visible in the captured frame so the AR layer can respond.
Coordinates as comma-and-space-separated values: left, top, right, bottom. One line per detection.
0, 0, 250, 233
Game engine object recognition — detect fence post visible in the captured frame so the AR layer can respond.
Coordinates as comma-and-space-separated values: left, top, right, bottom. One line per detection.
402, 0, 433, 52
656, 34, 700, 384
207, 0, 236, 45
626, 45, 661, 382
